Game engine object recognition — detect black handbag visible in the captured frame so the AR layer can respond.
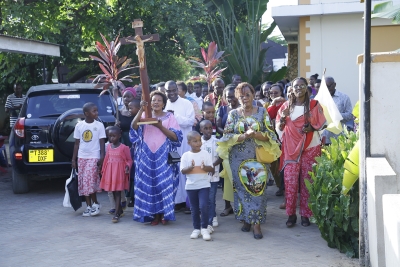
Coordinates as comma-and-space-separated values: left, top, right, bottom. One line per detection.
168, 151, 181, 164
67, 169, 82, 211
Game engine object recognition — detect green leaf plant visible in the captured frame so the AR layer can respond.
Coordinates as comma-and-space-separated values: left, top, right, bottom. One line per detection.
372, 1, 400, 24
188, 41, 227, 89
206, 0, 286, 85
305, 131, 359, 258
89, 33, 138, 121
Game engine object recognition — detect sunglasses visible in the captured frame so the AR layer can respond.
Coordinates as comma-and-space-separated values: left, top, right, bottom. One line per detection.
293, 84, 307, 89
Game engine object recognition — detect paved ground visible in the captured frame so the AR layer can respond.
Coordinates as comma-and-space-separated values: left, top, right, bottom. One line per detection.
0, 168, 359, 267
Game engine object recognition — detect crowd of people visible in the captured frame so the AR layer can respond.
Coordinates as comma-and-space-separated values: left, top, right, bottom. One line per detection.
51, 73, 355, 241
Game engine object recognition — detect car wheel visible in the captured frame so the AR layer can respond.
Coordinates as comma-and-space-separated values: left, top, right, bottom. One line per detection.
52, 108, 85, 159
12, 167, 29, 194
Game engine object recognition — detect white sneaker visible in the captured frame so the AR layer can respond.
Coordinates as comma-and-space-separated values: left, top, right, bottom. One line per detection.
207, 225, 214, 234
212, 216, 218, 227
90, 203, 101, 216
201, 228, 211, 241
190, 229, 201, 239
82, 206, 91, 217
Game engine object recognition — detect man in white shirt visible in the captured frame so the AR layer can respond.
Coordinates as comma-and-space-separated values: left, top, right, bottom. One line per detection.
164, 80, 195, 211
191, 82, 204, 110
321, 76, 354, 144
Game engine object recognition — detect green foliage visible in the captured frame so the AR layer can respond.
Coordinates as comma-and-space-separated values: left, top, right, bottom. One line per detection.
264, 66, 288, 83
0, 0, 110, 92
206, 0, 279, 85
372, 1, 400, 24
0, 0, 207, 93
188, 41, 227, 88
90, 33, 137, 89
305, 131, 359, 258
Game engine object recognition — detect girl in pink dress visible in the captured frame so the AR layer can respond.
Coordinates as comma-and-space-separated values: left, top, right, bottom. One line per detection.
100, 126, 133, 223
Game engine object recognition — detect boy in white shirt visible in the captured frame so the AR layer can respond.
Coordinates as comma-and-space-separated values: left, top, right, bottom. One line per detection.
72, 102, 106, 217
199, 120, 222, 232
181, 131, 214, 241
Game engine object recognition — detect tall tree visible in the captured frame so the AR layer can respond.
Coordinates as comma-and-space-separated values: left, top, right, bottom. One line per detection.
0, 0, 110, 92
0, 0, 208, 93
205, 0, 285, 85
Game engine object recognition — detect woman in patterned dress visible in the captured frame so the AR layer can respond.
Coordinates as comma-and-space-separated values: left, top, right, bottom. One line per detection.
276, 77, 326, 227
217, 83, 281, 239
130, 91, 183, 225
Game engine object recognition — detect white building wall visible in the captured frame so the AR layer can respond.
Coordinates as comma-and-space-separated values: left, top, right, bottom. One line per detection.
310, 0, 397, 4
383, 194, 400, 267
306, 13, 364, 106
369, 60, 400, 180
310, 0, 359, 4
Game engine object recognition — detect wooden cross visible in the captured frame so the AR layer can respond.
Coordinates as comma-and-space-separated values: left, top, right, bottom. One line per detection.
121, 19, 160, 124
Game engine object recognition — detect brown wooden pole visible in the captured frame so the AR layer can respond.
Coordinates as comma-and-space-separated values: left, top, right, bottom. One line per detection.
139, 68, 151, 119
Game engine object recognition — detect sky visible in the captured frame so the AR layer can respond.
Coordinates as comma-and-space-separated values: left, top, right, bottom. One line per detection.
263, 0, 298, 36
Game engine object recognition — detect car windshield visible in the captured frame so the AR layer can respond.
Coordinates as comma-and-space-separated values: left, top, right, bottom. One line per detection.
25, 92, 114, 118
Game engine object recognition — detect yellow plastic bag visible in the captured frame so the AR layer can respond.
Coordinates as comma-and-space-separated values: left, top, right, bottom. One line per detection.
255, 146, 276, 164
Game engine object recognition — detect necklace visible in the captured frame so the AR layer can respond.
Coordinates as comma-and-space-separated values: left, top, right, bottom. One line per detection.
152, 112, 165, 119
241, 107, 254, 117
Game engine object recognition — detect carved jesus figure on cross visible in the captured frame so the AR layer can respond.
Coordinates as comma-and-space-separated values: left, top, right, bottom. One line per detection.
120, 19, 160, 123
126, 35, 153, 69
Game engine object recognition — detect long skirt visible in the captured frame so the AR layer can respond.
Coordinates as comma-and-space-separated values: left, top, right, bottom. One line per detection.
230, 138, 270, 224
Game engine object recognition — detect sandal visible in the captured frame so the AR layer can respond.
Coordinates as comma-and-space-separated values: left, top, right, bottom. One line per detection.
161, 219, 167, 225
241, 222, 251, 232
112, 215, 120, 223
275, 189, 284, 196
150, 219, 159, 226
286, 215, 297, 228
301, 216, 310, 227
220, 207, 233, 217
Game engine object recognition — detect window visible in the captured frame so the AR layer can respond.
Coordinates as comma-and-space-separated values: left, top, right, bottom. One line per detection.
25, 92, 114, 118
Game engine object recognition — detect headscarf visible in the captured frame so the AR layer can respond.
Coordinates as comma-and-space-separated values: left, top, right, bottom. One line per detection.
122, 87, 137, 98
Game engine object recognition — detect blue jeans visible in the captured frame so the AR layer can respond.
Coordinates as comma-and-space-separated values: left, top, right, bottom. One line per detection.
208, 182, 218, 225
186, 187, 210, 229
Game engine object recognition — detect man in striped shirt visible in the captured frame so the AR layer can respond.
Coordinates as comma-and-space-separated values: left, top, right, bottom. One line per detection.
5, 83, 26, 128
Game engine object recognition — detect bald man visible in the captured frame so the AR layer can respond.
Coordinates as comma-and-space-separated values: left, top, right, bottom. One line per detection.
164, 80, 195, 210
321, 76, 354, 144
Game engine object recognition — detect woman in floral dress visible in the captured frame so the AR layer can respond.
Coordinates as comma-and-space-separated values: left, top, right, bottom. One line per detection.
217, 82, 281, 239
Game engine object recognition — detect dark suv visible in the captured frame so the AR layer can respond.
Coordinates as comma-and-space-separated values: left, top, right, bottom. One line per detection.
10, 83, 116, 193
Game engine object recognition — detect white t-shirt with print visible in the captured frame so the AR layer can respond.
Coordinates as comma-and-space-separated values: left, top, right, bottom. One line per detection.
180, 150, 212, 190
73, 120, 106, 159
201, 136, 220, 182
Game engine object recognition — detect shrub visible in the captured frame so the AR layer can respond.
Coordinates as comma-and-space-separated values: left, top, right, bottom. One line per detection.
305, 131, 359, 258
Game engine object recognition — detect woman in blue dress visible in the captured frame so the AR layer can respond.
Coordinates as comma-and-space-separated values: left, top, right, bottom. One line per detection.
130, 91, 182, 225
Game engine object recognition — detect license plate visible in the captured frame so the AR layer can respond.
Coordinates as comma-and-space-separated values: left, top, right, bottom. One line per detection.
28, 149, 54, 162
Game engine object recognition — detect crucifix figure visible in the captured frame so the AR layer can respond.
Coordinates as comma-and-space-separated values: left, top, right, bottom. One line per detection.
125, 35, 153, 69
121, 19, 160, 123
